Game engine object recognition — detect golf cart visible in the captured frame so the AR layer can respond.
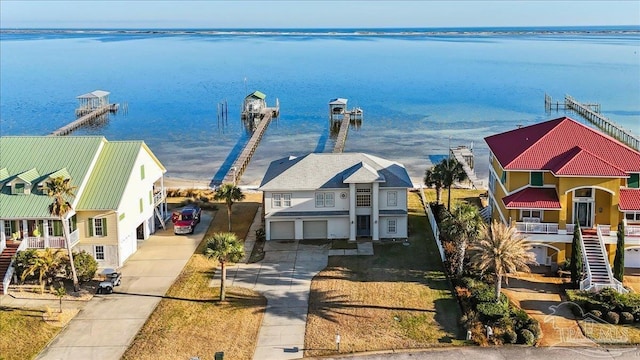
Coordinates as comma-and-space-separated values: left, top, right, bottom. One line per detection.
97, 268, 122, 294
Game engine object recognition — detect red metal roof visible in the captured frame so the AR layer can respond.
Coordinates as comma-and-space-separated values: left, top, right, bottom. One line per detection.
502, 187, 561, 209
485, 117, 640, 177
620, 188, 640, 211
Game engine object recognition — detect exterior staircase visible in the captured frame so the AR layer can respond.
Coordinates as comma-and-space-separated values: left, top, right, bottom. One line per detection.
479, 206, 491, 223
580, 228, 627, 293
0, 240, 20, 294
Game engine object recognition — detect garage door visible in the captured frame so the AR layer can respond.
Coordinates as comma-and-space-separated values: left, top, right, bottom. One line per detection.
626, 248, 640, 268
270, 221, 295, 240
303, 220, 327, 239
531, 246, 548, 266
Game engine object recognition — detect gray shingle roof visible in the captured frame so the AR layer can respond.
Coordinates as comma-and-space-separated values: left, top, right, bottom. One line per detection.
259, 153, 412, 191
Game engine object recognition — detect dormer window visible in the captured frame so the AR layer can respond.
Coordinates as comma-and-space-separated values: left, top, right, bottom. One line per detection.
12, 182, 29, 195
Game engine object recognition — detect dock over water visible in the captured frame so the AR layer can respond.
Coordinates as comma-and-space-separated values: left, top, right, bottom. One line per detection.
216, 107, 279, 186
329, 98, 363, 153
450, 146, 485, 190
50, 90, 120, 136
545, 93, 639, 150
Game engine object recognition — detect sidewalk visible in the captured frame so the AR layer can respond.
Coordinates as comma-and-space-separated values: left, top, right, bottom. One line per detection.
34, 213, 213, 360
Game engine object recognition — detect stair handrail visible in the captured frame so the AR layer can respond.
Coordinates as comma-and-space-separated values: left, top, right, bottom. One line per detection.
2, 240, 28, 295
578, 228, 594, 291
596, 225, 628, 293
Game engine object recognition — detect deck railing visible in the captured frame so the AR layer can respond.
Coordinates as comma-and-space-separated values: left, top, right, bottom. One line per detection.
515, 222, 559, 234
24, 229, 79, 249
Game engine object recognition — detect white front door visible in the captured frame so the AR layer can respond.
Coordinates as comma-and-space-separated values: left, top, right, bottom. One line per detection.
531, 246, 548, 266
574, 201, 593, 228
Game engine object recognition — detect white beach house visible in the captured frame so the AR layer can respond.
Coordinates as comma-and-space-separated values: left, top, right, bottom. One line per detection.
259, 153, 413, 241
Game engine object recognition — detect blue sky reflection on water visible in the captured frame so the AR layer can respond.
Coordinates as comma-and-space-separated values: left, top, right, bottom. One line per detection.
1, 30, 639, 185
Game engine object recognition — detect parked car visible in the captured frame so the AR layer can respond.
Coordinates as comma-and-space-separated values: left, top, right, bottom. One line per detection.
172, 204, 202, 235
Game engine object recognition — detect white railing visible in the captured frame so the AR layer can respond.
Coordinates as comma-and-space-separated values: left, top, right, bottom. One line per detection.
154, 190, 166, 206
581, 227, 627, 293
578, 229, 594, 291
419, 185, 446, 262
0, 235, 5, 254
566, 223, 575, 234
597, 224, 611, 236
627, 225, 640, 237
68, 229, 79, 247
23, 230, 78, 249
515, 222, 559, 234
2, 240, 28, 295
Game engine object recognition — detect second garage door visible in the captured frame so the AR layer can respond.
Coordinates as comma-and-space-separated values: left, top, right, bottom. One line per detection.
270, 221, 295, 240
303, 220, 327, 239
626, 248, 640, 268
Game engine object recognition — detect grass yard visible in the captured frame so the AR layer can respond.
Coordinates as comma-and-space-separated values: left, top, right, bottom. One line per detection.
304, 192, 463, 357
578, 321, 640, 344
123, 198, 266, 360
0, 307, 67, 360
421, 188, 486, 208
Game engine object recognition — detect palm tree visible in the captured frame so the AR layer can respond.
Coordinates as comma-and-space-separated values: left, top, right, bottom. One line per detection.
203, 232, 245, 301
45, 176, 80, 292
443, 202, 485, 276
214, 183, 245, 231
439, 158, 468, 211
469, 221, 537, 302
20, 248, 64, 293
424, 165, 444, 204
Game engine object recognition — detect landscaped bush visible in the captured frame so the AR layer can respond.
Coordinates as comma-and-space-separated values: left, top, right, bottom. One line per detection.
477, 301, 509, 321
519, 329, 535, 345
255, 228, 266, 242
503, 328, 518, 344
620, 311, 634, 324
525, 319, 542, 339
566, 289, 640, 317
589, 310, 603, 319
12, 249, 40, 283
605, 311, 620, 325
67, 250, 98, 283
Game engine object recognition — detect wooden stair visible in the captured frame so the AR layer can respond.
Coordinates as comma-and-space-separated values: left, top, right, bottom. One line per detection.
0, 241, 20, 294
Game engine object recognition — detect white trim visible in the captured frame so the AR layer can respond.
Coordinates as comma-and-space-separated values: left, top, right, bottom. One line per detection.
564, 185, 615, 196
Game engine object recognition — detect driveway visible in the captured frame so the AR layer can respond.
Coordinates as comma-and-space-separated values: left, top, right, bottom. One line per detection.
35, 212, 213, 360
623, 268, 640, 293
501, 271, 595, 347
216, 240, 329, 360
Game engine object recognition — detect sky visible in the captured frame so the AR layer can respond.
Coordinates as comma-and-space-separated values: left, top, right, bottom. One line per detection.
1, 0, 639, 29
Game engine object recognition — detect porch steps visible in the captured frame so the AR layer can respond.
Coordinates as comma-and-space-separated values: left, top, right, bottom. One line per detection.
581, 229, 616, 287
479, 206, 491, 223
0, 241, 20, 294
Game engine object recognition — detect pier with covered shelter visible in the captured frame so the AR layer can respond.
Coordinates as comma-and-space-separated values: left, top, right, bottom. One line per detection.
330, 98, 363, 153
50, 90, 120, 136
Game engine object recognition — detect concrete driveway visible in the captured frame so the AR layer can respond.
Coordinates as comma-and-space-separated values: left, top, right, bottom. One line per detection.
35, 212, 213, 360
218, 240, 330, 360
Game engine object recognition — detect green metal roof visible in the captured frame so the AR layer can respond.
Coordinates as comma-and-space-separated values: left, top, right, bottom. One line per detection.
43, 168, 71, 183
0, 168, 10, 182
246, 91, 266, 100
16, 168, 40, 184
76, 141, 142, 210
0, 136, 105, 218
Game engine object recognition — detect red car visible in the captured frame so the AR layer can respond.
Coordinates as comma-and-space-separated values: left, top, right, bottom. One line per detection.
172, 204, 201, 235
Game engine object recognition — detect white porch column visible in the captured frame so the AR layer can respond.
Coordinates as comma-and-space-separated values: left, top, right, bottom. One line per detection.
349, 183, 356, 241
21, 220, 28, 239
372, 182, 380, 241
43, 220, 50, 248
0, 220, 6, 251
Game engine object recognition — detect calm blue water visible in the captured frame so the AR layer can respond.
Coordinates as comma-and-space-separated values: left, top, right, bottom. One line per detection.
1, 27, 639, 186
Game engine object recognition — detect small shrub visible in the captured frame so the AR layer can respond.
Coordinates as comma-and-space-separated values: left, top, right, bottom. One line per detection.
477, 301, 509, 321
67, 250, 98, 283
473, 287, 496, 303
518, 329, 535, 345
526, 319, 542, 339
255, 228, 266, 242
503, 328, 518, 344
12, 249, 40, 283
589, 310, 603, 319
620, 312, 634, 324
605, 311, 620, 325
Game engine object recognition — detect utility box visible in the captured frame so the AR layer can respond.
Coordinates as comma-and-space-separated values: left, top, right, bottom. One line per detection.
214, 352, 224, 360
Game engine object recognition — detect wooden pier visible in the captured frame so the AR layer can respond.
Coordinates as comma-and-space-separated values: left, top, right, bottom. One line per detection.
545, 93, 639, 150
329, 98, 363, 153
51, 104, 119, 136
219, 107, 278, 185
450, 146, 485, 190
332, 110, 363, 153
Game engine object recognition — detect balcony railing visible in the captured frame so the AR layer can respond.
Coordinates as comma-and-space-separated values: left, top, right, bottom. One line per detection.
154, 190, 166, 206
515, 222, 559, 234
24, 229, 79, 249
627, 225, 640, 237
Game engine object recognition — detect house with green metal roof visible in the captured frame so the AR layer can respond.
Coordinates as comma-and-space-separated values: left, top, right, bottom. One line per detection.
0, 136, 167, 293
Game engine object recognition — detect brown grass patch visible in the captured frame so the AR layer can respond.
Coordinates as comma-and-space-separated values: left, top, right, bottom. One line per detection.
0, 307, 64, 360
420, 188, 485, 208
124, 198, 266, 360
304, 192, 462, 356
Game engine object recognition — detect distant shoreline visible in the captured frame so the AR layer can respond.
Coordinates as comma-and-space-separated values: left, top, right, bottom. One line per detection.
1, 26, 639, 38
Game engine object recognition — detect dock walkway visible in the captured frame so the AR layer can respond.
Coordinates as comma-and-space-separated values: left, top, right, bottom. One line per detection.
219, 107, 277, 185
450, 147, 485, 190
50, 104, 118, 136
333, 113, 351, 153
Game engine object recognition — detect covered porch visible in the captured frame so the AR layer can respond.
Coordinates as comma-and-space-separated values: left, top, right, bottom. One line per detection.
1, 217, 80, 253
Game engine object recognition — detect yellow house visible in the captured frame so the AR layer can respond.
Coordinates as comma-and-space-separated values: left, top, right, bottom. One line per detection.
485, 117, 640, 291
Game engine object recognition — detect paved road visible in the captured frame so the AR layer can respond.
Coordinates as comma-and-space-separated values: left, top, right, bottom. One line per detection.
307, 346, 640, 359
35, 213, 212, 360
